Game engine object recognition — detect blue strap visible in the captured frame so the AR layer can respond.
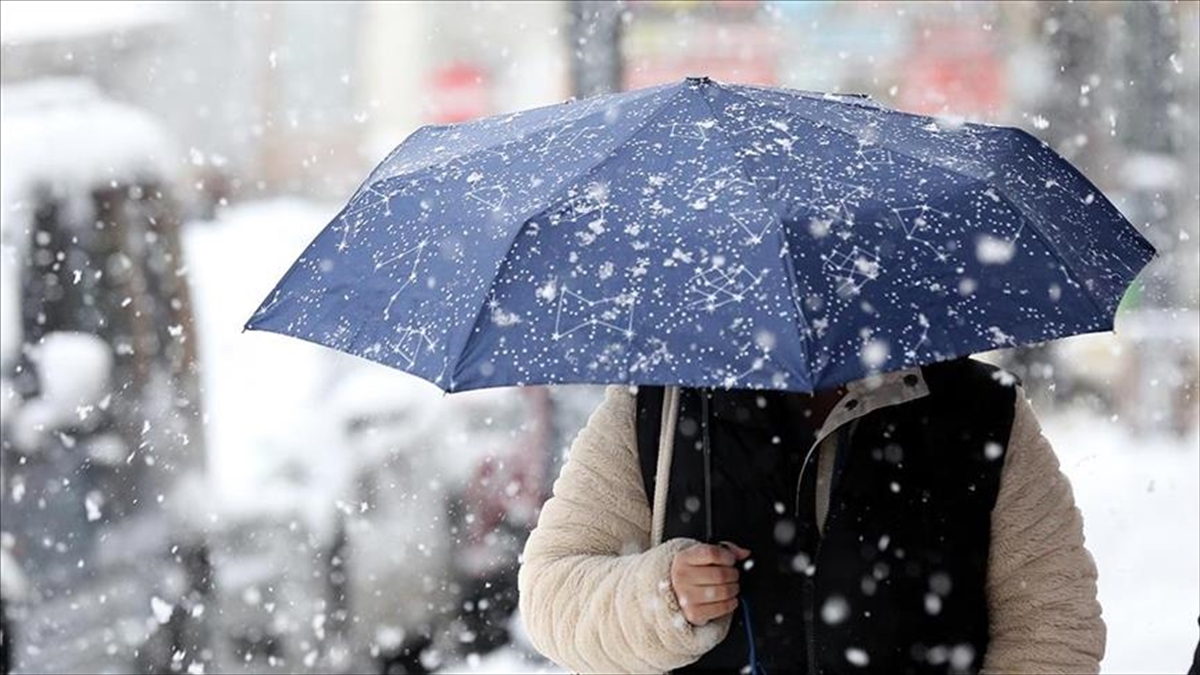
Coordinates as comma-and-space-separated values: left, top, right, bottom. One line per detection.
740, 594, 768, 675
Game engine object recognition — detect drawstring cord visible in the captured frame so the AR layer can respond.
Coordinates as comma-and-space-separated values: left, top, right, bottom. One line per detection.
740, 594, 768, 675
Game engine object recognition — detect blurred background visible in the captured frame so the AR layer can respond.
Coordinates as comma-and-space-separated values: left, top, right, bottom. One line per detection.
0, 1, 1196, 674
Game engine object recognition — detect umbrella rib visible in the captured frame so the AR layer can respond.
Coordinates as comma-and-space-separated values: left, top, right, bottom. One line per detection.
447, 82, 694, 389
730, 81, 887, 115
722, 86, 1115, 320
695, 86, 819, 388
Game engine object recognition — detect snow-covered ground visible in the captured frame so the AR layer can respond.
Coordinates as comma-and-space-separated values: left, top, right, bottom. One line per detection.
433, 614, 562, 674
435, 647, 562, 675
1046, 413, 1200, 675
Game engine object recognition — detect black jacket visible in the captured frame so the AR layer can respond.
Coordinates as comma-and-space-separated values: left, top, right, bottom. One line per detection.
635, 359, 1016, 675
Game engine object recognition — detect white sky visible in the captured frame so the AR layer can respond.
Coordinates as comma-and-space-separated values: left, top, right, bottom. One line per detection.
0, 0, 178, 44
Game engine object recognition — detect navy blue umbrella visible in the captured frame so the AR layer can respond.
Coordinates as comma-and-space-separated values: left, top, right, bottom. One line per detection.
245, 77, 1155, 393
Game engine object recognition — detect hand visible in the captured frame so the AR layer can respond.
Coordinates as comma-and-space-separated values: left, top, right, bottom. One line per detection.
670, 541, 752, 626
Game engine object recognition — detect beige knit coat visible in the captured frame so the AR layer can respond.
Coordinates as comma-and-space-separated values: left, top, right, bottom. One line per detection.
518, 376, 1105, 674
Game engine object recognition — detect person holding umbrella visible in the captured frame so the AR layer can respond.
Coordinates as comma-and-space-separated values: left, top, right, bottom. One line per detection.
517, 362, 1105, 674
246, 78, 1153, 674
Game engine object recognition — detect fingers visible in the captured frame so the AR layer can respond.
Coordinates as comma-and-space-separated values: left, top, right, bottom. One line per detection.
684, 581, 739, 605
671, 542, 753, 626
679, 563, 739, 586
682, 597, 739, 625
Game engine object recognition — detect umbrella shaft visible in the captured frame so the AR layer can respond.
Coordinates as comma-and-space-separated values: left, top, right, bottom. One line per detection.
701, 389, 714, 543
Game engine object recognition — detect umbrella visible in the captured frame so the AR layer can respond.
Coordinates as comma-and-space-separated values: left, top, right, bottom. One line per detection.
245, 76, 1155, 393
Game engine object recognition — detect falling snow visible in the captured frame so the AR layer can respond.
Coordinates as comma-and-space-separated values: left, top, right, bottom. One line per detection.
0, 3, 1196, 675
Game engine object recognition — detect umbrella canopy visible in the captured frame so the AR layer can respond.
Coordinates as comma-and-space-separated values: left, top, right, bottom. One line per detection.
245, 76, 1155, 393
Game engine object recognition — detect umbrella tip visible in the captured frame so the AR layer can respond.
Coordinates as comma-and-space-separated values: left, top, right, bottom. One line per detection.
685, 75, 713, 86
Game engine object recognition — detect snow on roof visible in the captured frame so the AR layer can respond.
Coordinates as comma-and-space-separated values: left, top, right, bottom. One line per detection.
183, 198, 353, 540
0, 0, 178, 45
0, 77, 180, 244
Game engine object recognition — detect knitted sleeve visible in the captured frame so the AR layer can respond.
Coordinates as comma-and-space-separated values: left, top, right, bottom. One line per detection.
983, 389, 1105, 674
518, 386, 730, 674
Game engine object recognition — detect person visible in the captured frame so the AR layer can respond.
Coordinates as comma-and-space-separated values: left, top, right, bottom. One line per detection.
518, 358, 1105, 674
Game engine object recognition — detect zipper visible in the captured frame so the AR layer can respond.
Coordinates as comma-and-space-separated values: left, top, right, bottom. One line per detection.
803, 572, 818, 675
796, 423, 853, 675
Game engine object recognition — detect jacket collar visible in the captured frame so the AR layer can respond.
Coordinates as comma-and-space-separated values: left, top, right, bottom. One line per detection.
815, 367, 930, 444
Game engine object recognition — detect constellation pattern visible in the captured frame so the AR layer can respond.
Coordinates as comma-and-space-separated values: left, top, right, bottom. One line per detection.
823, 246, 882, 297
855, 145, 894, 171
552, 287, 636, 340
687, 265, 763, 311
903, 312, 933, 360
536, 123, 609, 153
629, 337, 674, 375
713, 346, 773, 389
338, 184, 401, 251
549, 182, 611, 225
376, 241, 427, 320
391, 325, 438, 368
730, 207, 775, 245
810, 177, 873, 228
889, 204, 953, 262
683, 166, 757, 205
465, 184, 508, 211
665, 120, 710, 144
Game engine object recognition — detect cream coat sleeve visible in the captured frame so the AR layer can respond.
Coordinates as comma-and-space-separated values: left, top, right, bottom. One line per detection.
517, 386, 731, 674
983, 388, 1106, 674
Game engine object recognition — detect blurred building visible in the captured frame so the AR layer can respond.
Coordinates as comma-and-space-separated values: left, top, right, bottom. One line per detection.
2, 1, 572, 206
0, 78, 209, 674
